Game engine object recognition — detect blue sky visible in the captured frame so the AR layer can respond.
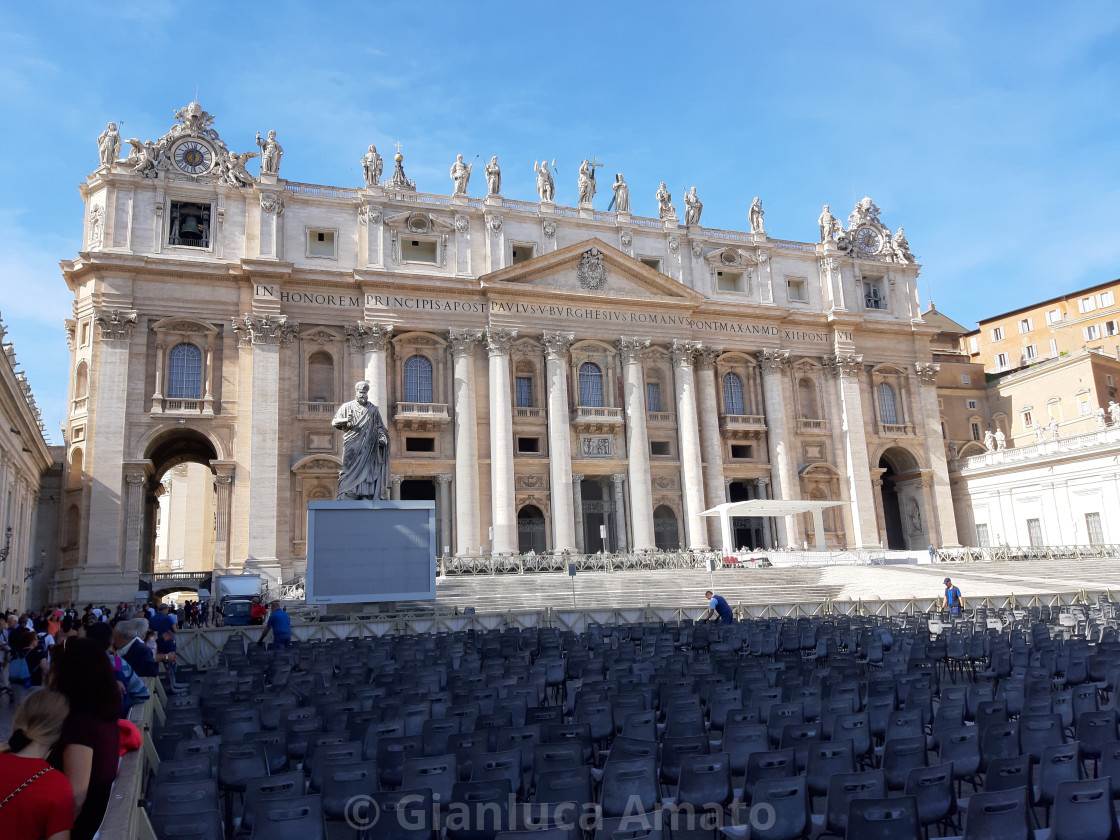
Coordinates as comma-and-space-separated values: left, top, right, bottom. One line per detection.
2, 1, 1119, 440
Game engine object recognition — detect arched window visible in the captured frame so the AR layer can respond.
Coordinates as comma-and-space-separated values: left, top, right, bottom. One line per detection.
167, 343, 202, 400
723, 373, 745, 415
798, 378, 818, 419
74, 361, 89, 399
646, 374, 662, 413
404, 355, 433, 403
653, 505, 680, 550
517, 505, 547, 554
307, 351, 335, 403
877, 382, 898, 425
578, 362, 604, 407
69, 448, 83, 488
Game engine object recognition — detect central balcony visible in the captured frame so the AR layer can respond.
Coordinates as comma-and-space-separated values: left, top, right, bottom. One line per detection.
394, 401, 450, 432
572, 405, 624, 433
720, 413, 766, 440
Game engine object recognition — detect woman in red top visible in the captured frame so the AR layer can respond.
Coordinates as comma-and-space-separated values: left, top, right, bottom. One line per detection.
0, 689, 75, 840
49, 638, 121, 840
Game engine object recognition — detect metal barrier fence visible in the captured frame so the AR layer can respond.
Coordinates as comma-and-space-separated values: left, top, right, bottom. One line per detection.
172, 588, 1116, 670
934, 544, 1120, 562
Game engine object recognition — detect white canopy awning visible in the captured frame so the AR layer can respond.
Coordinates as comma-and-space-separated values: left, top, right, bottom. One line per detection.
698, 500, 849, 551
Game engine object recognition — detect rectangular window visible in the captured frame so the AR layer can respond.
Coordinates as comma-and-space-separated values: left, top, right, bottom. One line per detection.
404, 437, 435, 453
1100, 291, 1115, 307
515, 377, 533, 408
961, 374, 971, 384
1018, 318, 1033, 334
1023, 344, 1037, 361
517, 437, 540, 454
971, 422, 981, 441
168, 201, 211, 248
1080, 297, 1097, 313
1027, 519, 1043, 547
717, 270, 743, 292
1106, 321, 1119, 337
650, 440, 670, 456
975, 524, 990, 547
786, 277, 807, 302
991, 326, 1005, 341
646, 382, 662, 413
730, 444, 753, 459
966, 399, 979, 410
995, 353, 1009, 370
1050, 338, 1058, 357
639, 257, 662, 272
307, 229, 337, 258
1108, 375, 1115, 387
864, 281, 885, 310
511, 244, 535, 265
1086, 512, 1104, 545
1085, 325, 1101, 340
1046, 309, 1062, 325
401, 238, 438, 263
79, 321, 90, 346
1079, 400, 1091, 416
1022, 410, 1033, 429
968, 336, 979, 354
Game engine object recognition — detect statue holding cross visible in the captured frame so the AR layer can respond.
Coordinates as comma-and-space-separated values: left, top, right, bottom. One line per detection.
577, 157, 602, 206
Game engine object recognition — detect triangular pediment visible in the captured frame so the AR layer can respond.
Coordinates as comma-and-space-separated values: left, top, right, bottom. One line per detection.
481, 238, 702, 304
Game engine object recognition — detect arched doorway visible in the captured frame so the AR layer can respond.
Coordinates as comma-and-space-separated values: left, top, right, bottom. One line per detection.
877, 447, 923, 550
518, 505, 547, 554
653, 505, 680, 550
581, 479, 612, 553
728, 480, 765, 549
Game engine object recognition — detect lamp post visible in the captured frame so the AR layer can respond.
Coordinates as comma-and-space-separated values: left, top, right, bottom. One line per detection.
0, 526, 11, 565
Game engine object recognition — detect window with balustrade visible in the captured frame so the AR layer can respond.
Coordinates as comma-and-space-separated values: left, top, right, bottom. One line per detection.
723, 373, 745, 415
646, 382, 662, 413
798, 378, 819, 419
579, 362, 604, 407
167, 343, 202, 400
877, 382, 898, 425
307, 352, 335, 403
404, 355, 434, 403
516, 376, 533, 408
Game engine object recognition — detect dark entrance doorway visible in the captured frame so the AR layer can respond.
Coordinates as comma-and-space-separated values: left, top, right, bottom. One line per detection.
729, 480, 765, 550
401, 479, 436, 501
517, 505, 547, 553
581, 479, 612, 553
878, 459, 906, 549
653, 505, 680, 550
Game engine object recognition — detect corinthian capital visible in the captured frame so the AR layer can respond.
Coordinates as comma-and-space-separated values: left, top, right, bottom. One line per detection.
756, 349, 791, 375
670, 339, 699, 368
541, 331, 574, 360
822, 353, 864, 379
346, 322, 393, 353
692, 346, 722, 371
616, 336, 651, 365
448, 328, 483, 358
485, 327, 518, 356
231, 314, 299, 347
914, 362, 940, 385
95, 309, 139, 342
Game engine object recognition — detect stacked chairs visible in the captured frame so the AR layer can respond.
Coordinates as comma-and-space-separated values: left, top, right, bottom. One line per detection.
140, 609, 1120, 839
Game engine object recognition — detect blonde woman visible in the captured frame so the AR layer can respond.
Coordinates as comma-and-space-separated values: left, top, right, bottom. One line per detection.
0, 689, 74, 839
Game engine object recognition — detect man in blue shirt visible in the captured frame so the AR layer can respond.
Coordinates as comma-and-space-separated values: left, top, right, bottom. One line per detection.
258, 601, 292, 648
701, 590, 735, 624
943, 577, 964, 616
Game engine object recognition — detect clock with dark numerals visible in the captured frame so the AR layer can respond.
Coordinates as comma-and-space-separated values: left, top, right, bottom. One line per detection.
853, 225, 883, 257
172, 140, 214, 175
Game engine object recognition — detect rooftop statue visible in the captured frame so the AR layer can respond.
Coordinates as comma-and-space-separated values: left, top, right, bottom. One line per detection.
748, 197, 765, 234
361, 145, 383, 187
256, 130, 283, 176
332, 380, 391, 501
817, 205, 838, 242
656, 183, 675, 219
892, 227, 914, 264
534, 160, 555, 202
450, 154, 474, 196
485, 156, 501, 196
221, 150, 259, 188
97, 123, 121, 167
683, 187, 703, 226
577, 158, 601, 205
609, 173, 629, 213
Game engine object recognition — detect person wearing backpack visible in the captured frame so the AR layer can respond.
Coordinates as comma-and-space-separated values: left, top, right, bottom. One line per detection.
6, 629, 48, 708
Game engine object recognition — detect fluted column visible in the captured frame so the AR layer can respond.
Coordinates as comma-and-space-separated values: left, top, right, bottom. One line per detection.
694, 347, 726, 547
210, 461, 236, 572
543, 332, 577, 551
346, 323, 393, 410
450, 329, 483, 555
758, 350, 798, 546
618, 337, 656, 550
122, 461, 152, 579
486, 328, 518, 554
671, 341, 707, 549
202, 334, 216, 415
612, 474, 628, 552
572, 474, 585, 553
756, 478, 773, 548
824, 353, 880, 548
437, 474, 453, 556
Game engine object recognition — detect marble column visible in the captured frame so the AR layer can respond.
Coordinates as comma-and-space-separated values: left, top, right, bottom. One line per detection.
612, 474, 628, 552
824, 354, 880, 548
542, 332, 577, 551
85, 310, 138, 597
150, 339, 165, 413
202, 334, 216, 415
915, 363, 960, 546
572, 474, 585, 553
235, 314, 299, 563
694, 347, 726, 548
391, 474, 403, 501
756, 478, 773, 548
758, 350, 798, 546
450, 329, 483, 555
486, 328, 518, 554
671, 341, 708, 549
437, 474, 453, 556
210, 461, 236, 573
121, 461, 152, 580
618, 337, 656, 550
346, 323, 393, 410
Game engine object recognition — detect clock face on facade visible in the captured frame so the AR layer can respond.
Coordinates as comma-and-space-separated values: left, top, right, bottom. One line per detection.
172, 140, 214, 175
854, 225, 883, 256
